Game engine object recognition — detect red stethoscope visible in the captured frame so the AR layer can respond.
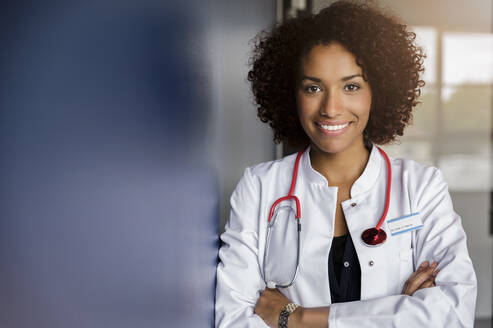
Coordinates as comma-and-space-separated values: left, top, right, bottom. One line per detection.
267, 146, 391, 247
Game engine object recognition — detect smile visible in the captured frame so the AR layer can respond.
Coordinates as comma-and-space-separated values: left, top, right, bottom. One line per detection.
317, 122, 350, 131
315, 121, 352, 136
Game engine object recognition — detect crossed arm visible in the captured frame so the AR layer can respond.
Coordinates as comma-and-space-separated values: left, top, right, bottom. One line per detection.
255, 261, 440, 328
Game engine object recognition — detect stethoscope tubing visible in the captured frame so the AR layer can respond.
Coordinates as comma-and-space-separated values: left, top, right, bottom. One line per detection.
262, 146, 391, 288
263, 220, 301, 288
375, 147, 391, 230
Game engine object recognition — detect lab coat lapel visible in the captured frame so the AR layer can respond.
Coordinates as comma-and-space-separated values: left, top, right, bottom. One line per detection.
283, 148, 336, 306
341, 146, 394, 300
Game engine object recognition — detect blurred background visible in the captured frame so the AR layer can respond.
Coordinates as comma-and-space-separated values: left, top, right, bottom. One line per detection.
0, 0, 490, 327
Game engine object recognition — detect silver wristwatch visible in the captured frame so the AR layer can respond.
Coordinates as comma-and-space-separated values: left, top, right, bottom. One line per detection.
278, 303, 299, 328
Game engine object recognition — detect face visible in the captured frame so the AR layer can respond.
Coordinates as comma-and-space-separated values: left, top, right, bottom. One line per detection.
297, 43, 372, 155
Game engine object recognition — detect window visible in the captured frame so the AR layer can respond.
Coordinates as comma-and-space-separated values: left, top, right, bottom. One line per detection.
382, 27, 493, 192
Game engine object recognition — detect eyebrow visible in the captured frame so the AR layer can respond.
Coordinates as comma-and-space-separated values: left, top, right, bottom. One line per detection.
301, 74, 362, 82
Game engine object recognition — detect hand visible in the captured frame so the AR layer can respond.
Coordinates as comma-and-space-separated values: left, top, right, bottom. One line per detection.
254, 288, 291, 328
401, 261, 440, 296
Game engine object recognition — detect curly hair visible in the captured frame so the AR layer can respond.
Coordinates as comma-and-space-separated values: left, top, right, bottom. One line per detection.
247, 0, 425, 147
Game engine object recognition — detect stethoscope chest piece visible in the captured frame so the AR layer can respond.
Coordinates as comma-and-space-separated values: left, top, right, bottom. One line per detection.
359, 147, 392, 247
361, 227, 387, 246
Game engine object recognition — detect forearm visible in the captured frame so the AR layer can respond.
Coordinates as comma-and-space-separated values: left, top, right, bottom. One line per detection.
289, 306, 330, 328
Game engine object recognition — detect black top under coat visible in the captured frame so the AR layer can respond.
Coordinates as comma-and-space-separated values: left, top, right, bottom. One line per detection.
328, 233, 361, 303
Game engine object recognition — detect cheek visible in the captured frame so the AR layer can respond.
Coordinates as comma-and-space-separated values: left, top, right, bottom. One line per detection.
297, 94, 320, 116
353, 94, 372, 118
365, 91, 372, 114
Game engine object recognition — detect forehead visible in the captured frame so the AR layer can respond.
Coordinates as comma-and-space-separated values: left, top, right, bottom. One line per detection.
300, 43, 362, 77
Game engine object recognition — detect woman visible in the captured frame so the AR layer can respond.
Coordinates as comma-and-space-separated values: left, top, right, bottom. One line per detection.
215, 1, 477, 327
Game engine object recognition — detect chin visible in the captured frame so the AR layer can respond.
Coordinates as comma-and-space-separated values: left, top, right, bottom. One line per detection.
312, 141, 349, 154
311, 136, 364, 155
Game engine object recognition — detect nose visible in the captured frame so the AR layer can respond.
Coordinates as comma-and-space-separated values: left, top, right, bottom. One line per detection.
319, 91, 342, 118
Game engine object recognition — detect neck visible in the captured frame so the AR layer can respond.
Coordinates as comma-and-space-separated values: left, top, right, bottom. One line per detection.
309, 140, 370, 186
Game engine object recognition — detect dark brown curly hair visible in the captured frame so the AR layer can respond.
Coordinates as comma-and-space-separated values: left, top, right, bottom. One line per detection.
247, 0, 425, 147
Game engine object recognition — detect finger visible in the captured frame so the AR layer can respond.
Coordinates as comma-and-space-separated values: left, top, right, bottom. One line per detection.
413, 262, 437, 281
402, 261, 430, 294
410, 261, 430, 278
420, 273, 437, 288
419, 279, 435, 289
403, 262, 437, 295
406, 262, 438, 294
402, 261, 440, 295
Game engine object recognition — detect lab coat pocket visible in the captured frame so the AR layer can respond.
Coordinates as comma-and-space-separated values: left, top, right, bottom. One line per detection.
399, 248, 414, 291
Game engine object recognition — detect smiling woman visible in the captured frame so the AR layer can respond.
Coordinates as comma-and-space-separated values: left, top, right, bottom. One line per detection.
297, 43, 372, 157
215, 1, 477, 327
248, 1, 424, 149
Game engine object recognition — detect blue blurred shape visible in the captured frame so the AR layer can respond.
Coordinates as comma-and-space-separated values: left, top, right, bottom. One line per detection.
0, 1, 218, 327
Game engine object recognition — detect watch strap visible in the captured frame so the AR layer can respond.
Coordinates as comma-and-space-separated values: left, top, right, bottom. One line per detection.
278, 303, 299, 328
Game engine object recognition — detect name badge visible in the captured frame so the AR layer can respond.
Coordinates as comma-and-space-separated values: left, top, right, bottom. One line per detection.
387, 212, 423, 236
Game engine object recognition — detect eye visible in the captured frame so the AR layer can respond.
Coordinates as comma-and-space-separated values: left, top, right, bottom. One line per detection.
344, 83, 361, 92
303, 85, 322, 94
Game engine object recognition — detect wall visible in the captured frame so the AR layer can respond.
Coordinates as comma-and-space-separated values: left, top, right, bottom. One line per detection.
0, 0, 277, 327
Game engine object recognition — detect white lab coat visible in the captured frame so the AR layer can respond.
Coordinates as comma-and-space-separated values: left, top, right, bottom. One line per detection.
215, 145, 477, 327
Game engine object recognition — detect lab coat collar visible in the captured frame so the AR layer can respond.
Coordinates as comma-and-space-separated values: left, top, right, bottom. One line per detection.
300, 144, 382, 197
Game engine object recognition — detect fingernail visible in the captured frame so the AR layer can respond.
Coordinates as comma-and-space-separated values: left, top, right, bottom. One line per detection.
420, 261, 429, 268
431, 262, 438, 267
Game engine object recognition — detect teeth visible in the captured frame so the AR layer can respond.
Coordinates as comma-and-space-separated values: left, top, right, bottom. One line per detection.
319, 122, 350, 131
